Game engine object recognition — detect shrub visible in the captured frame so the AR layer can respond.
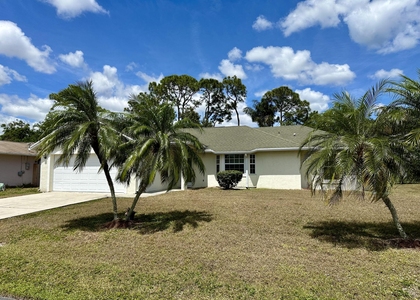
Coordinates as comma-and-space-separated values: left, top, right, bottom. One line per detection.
216, 170, 243, 189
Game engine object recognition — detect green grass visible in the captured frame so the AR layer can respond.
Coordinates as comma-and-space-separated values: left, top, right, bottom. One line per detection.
0, 187, 40, 199
0, 186, 420, 299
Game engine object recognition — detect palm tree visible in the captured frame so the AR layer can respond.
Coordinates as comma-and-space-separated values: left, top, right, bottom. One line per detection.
117, 94, 205, 221
37, 80, 121, 220
387, 70, 420, 145
300, 80, 408, 239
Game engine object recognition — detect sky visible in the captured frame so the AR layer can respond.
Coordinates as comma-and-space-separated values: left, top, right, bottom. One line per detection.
1, 0, 420, 130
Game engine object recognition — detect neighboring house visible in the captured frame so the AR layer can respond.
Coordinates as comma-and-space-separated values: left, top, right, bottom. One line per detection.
35, 125, 313, 193
0, 141, 40, 187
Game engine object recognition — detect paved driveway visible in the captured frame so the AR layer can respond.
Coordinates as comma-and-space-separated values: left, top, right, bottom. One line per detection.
0, 192, 109, 220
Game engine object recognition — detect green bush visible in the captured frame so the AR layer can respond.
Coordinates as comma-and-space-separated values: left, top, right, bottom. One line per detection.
216, 170, 243, 189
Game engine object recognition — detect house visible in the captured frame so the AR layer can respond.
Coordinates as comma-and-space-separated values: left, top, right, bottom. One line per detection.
0, 141, 40, 187
36, 125, 313, 193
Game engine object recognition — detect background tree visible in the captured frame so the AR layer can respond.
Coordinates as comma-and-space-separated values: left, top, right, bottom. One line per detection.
265, 86, 311, 125
301, 80, 409, 239
37, 80, 122, 220
116, 94, 205, 221
244, 86, 312, 127
150, 74, 199, 121
243, 98, 276, 127
0, 120, 39, 142
199, 78, 230, 127
223, 76, 246, 126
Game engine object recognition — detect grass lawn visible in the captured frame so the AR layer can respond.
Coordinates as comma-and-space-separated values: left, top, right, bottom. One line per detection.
0, 186, 420, 299
0, 187, 40, 199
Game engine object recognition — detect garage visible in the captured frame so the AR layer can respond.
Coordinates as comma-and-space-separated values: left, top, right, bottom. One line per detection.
52, 154, 127, 193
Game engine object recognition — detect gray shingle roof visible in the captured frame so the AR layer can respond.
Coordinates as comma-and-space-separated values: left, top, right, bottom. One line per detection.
0, 141, 37, 156
185, 125, 314, 153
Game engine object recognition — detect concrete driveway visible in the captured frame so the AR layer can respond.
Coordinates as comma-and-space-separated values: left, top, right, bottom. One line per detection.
0, 192, 109, 220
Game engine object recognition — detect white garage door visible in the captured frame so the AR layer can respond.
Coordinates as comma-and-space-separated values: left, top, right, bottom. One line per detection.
53, 154, 127, 193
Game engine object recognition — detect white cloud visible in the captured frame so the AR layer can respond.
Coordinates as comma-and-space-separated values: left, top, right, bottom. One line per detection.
218, 59, 247, 79
0, 21, 56, 73
135, 71, 164, 84
125, 62, 138, 72
295, 88, 330, 112
0, 65, 27, 86
59, 50, 86, 68
370, 68, 403, 80
199, 72, 223, 81
41, 0, 108, 19
252, 15, 274, 31
245, 46, 355, 85
280, 0, 420, 53
88, 65, 150, 111
0, 94, 53, 122
228, 47, 242, 61
254, 90, 268, 98
245, 64, 263, 72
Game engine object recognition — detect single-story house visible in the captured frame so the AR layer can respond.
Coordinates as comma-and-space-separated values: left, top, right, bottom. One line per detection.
0, 141, 40, 187
35, 125, 313, 193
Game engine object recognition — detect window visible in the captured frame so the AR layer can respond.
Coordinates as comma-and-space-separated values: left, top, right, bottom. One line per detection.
216, 155, 220, 173
250, 154, 256, 174
225, 154, 244, 173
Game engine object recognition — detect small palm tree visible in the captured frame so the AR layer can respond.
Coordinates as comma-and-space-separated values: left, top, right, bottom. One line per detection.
117, 94, 205, 221
301, 80, 408, 239
37, 80, 121, 220
387, 70, 420, 145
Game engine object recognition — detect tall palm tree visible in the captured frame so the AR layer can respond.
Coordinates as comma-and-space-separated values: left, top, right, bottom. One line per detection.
37, 80, 121, 220
300, 80, 408, 239
117, 94, 205, 220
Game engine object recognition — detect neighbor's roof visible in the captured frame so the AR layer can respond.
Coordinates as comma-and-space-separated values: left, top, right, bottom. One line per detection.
0, 141, 37, 156
185, 125, 315, 153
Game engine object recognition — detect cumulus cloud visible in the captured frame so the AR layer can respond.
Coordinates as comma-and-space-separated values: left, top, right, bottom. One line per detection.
252, 15, 274, 31
59, 50, 86, 68
0, 21, 56, 73
0, 65, 27, 86
295, 88, 330, 112
280, 0, 420, 53
228, 47, 242, 61
218, 60, 247, 79
41, 0, 108, 19
370, 68, 403, 80
88, 65, 149, 111
0, 94, 53, 122
245, 46, 355, 85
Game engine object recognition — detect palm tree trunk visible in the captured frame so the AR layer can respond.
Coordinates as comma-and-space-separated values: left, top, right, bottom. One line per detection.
102, 162, 119, 220
382, 196, 407, 239
126, 181, 148, 221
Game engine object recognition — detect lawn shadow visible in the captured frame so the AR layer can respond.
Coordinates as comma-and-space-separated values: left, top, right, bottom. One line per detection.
304, 220, 420, 251
61, 210, 213, 234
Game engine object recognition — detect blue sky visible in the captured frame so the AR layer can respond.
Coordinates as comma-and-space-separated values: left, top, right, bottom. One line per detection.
1, 0, 419, 129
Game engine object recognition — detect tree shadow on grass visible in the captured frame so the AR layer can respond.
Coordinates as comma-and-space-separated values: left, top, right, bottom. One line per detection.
304, 220, 420, 251
61, 210, 213, 234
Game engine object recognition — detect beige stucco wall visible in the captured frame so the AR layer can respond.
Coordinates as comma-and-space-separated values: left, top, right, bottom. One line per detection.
0, 154, 38, 187
202, 151, 305, 190
39, 149, 307, 192
251, 151, 303, 189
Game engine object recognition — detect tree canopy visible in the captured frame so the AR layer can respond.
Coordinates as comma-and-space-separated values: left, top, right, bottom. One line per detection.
244, 86, 311, 126
301, 80, 409, 238
0, 120, 40, 142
